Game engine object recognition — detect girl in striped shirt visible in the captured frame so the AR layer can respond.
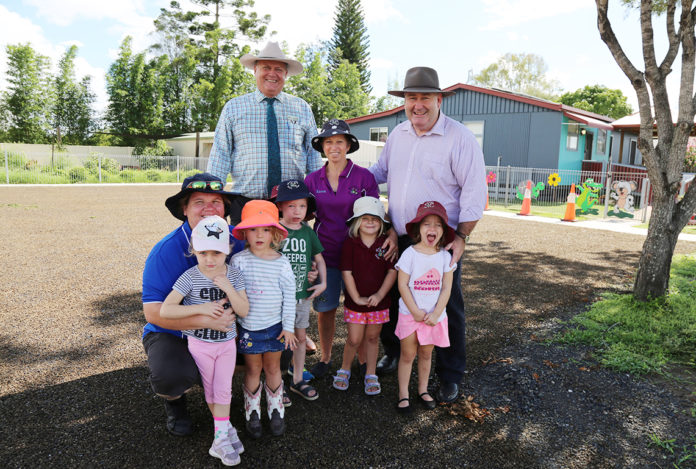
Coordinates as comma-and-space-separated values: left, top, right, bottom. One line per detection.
231, 200, 297, 439
161, 215, 249, 466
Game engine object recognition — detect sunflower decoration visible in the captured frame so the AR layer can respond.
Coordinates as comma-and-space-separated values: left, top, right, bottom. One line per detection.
486, 171, 497, 184
548, 173, 561, 187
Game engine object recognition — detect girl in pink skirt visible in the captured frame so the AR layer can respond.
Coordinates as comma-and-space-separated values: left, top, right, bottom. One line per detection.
394, 201, 455, 413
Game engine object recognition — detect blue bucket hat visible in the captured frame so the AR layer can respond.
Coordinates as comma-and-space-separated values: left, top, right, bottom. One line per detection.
272, 179, 317, 221
165, 172, 241, 221
311, 119, 360, 154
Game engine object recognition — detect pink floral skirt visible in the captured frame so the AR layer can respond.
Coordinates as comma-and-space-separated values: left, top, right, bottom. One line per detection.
395, 313, 450, 347
343, 307, 389, 325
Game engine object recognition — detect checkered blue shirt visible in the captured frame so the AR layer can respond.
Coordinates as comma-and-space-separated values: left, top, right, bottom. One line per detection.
207, 89, 322, 198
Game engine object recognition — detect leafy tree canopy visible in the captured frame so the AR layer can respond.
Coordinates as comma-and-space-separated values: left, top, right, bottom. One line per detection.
559, 84, 633, 119
474, 52, 561, 101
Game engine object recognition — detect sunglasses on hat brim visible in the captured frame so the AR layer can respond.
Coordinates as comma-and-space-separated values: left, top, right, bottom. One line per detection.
186, 180, 224, 191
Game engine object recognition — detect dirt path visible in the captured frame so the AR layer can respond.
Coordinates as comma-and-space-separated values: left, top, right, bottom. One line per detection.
1, 185, 695, 468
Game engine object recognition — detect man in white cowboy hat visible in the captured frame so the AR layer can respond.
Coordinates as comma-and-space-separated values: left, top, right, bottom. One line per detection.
207, 41, 322, 221
369, 66, 487, 403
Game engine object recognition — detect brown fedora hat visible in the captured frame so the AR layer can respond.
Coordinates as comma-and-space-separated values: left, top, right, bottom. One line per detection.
388, 66, 455, 97
240, 41, 303, 76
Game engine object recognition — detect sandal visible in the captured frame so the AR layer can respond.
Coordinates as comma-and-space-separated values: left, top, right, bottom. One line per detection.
282, 386, 292, 407
309, 360, 332, 379
364, 374, 381, 396
289, 380, 319, 401
419, 392, 437, 410
332, 369, 351, 391
396, 397, 412, 414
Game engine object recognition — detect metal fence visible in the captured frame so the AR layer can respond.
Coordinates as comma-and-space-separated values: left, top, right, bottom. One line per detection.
1, 149, 209, 184
485, 165, 653, 222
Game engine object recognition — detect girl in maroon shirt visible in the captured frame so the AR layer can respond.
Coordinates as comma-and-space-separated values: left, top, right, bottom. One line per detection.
333, 196, 397, 395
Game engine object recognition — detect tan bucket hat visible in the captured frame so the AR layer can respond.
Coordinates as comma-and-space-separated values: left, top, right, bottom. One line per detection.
240, 41, 303, 76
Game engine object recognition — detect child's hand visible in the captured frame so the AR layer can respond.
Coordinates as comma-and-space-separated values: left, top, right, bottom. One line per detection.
200, 302, 224, 318
277, 330, 297, 350
366, 293, 383, 307
306, 282, 327, 300
412, 309, 428, 322
213, 275, 233, 291
306, 261, 319, 283
353, 296, 369, 306
423, 312, 440, 326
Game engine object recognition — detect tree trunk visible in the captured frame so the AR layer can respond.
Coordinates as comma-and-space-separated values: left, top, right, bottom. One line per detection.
633, 195, 680, 300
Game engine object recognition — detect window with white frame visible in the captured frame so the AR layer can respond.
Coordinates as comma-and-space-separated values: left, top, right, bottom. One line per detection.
597, 129, 607, 154
567, 123, 579, 151
462, 121, 484, 147
369, 127, 388, 142
629, 139, 637, 165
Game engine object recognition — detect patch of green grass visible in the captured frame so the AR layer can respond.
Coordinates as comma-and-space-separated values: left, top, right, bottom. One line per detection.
486, 203, 604, 221
556, 254, 696, 375
633, 222, 696, 235
649, 434, 696, 469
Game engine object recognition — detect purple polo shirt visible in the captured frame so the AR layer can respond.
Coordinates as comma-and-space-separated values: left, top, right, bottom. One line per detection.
305, 160, 379, 268
369, 112, 487, 235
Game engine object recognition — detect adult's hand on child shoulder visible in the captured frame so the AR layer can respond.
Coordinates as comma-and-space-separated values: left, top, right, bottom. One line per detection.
307, 261, 319, 283
445, 236, 466, 267
382, 229, 398, 262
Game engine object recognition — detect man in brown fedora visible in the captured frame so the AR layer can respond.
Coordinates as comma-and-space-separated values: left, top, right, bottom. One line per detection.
207, 41, 322, 222
370, 66, 487, 406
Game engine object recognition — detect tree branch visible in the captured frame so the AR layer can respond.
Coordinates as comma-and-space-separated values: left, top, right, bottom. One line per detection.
659, 2, 680, 75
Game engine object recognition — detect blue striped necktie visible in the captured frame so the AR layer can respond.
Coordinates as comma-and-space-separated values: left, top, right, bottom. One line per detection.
264, 97, 281, 196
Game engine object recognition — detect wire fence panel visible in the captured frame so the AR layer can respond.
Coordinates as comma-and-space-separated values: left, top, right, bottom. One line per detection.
1, 148, 211, 184
485, 165, 652, 221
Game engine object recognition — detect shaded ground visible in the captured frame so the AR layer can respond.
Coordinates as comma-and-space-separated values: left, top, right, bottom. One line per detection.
1, 185, 695, 468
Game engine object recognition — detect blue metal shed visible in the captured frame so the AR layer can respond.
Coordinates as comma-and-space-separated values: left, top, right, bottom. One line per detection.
347, 83, 632, 171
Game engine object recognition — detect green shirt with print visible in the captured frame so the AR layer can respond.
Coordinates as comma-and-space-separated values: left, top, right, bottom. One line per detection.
279, 222, 324, 300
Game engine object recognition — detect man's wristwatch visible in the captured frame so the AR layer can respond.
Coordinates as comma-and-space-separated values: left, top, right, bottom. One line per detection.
455, 230, 470, 243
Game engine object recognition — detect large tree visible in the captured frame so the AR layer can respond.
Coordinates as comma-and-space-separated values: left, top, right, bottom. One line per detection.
0, 43, 52, 143
328, 0, 371, 94
53, 45, 95, 145
596, 0, 696, 300
474, 52, 560, 101
559, 84, 633, 119
288, 43, 370, 125
151, 0, 269, 131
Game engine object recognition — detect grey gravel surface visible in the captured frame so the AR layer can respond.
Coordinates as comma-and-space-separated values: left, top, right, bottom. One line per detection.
1, 185, 695, 468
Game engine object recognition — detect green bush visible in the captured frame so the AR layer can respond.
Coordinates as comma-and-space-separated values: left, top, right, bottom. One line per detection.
68, 166, 87, 182
5, 151, 27, 169
84, 155, 119, 174
145, 169, 162, 182
8, 170, 36, 183
102, 173, 123, 183
132, 140, 174, 157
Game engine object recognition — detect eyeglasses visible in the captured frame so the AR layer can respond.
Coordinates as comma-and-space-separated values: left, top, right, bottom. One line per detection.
186, 180, 224, 191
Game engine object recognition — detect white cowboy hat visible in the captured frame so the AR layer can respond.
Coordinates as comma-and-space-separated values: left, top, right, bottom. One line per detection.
240, 41, 303, 77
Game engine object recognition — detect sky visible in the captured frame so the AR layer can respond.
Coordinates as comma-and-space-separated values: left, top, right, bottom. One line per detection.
0, 0, 680, 116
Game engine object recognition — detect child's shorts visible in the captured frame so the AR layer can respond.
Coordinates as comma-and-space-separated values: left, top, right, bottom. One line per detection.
237, 322, 286, 354
344, 307, 389, 325
295, 298, 311, 329
395, 313, 450, 347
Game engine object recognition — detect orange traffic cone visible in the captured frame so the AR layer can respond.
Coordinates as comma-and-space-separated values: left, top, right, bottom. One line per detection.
485, 187, 490, 211
518, 180, 532, 216
562, 184, 577, 222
